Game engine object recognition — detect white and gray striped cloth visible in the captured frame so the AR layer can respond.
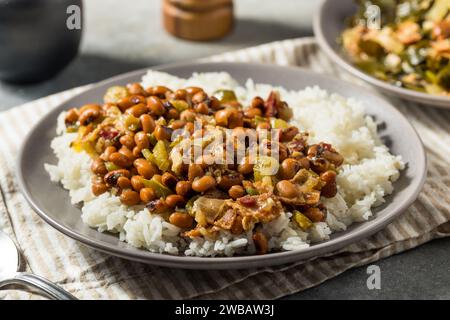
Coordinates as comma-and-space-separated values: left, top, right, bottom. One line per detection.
1, 38, 449, 299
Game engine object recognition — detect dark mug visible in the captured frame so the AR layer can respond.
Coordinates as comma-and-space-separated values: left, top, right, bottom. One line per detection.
0, 0, 82, 83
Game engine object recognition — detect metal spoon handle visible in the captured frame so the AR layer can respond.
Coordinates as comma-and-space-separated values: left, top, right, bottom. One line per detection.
9, 272, 77, 300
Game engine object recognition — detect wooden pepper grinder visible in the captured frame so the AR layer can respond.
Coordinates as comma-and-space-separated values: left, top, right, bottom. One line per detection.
163, 0, 234, 41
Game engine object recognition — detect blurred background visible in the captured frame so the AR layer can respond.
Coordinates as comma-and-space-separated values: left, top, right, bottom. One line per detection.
0, 0, 318, 111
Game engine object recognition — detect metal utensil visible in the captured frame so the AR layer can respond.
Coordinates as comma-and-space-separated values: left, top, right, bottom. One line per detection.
0, 230, 77, 300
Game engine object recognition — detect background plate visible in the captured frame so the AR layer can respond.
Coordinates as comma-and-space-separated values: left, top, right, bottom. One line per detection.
17, 62, 426, 269
313, 0, 450, 109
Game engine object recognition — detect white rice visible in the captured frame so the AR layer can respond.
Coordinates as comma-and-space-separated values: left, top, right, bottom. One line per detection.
45, 70, 405, 257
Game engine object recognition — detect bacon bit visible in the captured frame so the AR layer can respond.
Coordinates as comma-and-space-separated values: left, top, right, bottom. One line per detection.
286, 136, 308, 155
280, 126, 299, 142
99, 128, 119, 141
264, 91, 279, 117
214, 209, 236, 230
321, 143, 333, 151
238, 196, 257, 207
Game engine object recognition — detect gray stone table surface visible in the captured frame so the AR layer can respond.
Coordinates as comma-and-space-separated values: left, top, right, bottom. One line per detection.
1, 0, 449, 299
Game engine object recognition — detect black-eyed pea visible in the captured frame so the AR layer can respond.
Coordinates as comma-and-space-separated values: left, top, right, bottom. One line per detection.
174, 89, 187, 100
188, 164, 204, 182
149, 86, 172, 98
304, 207, 325, 222
117, 176, 132, 189
117, 97, 134, 111
218, 173, 243, 190
79, 107, 100, 125
194, 102, 209, 114
244, 107, 262, 118
175, 181, 192, 196
118, 146, 135, 161
104, 169, 131, 187
168, 120, 186, 130
165, 194, 185, 208
91, 158, 108, 175
228, 185, 245, 199
180, 109, 196, 122
214, 109, 231, 127
109, 152, 132, 168
169, 212, 193, 228
251, 96, 265, 109
140, 187, 156, 203
127, 83, 145, 96
153, 125, 172, 141
125, 103, 148, 118
92, 182, 108, 196
134, 131, 150, 150
161, 172, 178, 189
238, 157, 254, 175
192, 176, 216, 193
185, 86, 203, 97
147, 96, 165, 116
140, 114, 155, 134
133, 158, 158, 179
119, 134, 135, 150
100, 146, 117, 161
280, 126, 299, 142
132, 146, 142, 158
191, 91, 208, 104
209, 96, 221, 110
228, 110, 244, 129
65, 108, 79, 124
320, 170, 337, 198
131, 175, 146, 192
166, 107, 179, 120
279, 158, 300, 180
79, 103, 101, 114
275, 180, 298, 198
120, 189, 141, 206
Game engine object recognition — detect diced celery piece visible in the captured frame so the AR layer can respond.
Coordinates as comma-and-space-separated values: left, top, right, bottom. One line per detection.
253, 156, 279, 181
152, 140, 171, 171
213, 89, 237, 103
171, 100, 189, 113
143, 178, 173, 198
105, 162, 121, 171
293, 211, 313, 230
271, 118, 290, 129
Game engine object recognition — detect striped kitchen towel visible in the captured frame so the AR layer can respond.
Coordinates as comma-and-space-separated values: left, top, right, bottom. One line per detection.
1, 37, 449, 299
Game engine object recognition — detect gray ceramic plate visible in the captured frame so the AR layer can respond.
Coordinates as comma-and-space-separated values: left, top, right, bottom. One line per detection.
17, 62, 426, 269
314, 0, 450, 109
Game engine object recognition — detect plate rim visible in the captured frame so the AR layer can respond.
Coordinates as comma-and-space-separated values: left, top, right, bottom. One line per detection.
313, 0, 450, 109
16, 61, 427, 269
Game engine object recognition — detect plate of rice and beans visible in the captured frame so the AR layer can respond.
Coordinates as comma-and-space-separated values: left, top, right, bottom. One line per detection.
17, 62, 426, 269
